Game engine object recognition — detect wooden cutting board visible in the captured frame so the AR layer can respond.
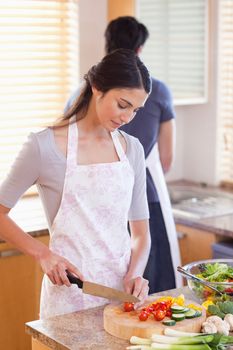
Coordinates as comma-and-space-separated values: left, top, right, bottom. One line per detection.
104, 296, 206, 340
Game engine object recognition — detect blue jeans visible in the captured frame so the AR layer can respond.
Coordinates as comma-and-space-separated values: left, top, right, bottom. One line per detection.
143, 202, 176, 293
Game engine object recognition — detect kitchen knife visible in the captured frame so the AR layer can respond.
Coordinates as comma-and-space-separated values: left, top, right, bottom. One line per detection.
66, 271, 139, 303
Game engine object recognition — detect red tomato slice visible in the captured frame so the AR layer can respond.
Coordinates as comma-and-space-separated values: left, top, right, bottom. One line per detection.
123, 302, 134, 312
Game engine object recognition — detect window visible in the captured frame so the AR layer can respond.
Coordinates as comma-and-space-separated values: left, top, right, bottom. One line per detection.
136, 0, 208, 105
0, 0, 79, 188
219, 0, 233, 185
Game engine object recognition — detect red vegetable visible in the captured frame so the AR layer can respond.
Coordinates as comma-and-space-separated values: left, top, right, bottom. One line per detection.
153, 309, 166, 321
123, 302, 134, 312
139, 311, 149, 321
166, 309, 172, 317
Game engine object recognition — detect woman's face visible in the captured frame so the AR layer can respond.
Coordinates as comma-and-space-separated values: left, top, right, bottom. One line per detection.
92, 87, 148, 131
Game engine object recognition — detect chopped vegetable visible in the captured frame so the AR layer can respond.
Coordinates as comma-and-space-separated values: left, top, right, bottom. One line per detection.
124, 302, 135, 312
139, 311, 149, 321
202, 300, 214, 310
184, 309, 198, 319
162, 320, 176, 326
171, 313, 185, 321
153, 310, 166, 321
170, 305, 187, 313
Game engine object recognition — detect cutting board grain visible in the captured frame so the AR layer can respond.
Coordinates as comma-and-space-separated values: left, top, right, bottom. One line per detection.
104, 296, 206, 340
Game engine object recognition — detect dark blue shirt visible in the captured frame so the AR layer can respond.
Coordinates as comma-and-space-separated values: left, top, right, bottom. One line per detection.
120, 77, 175, 203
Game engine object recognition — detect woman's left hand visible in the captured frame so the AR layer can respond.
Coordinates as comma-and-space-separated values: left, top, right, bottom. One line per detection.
123, 275, 149, 308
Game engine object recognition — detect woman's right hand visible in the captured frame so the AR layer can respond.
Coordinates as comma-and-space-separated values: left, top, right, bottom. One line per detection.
39, 249, 84, 287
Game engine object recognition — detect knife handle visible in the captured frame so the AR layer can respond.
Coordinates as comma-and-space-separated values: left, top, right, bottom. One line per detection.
66, 271, 83, 288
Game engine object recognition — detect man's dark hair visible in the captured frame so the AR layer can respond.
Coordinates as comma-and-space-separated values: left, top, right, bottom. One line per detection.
105, 16, 149, 54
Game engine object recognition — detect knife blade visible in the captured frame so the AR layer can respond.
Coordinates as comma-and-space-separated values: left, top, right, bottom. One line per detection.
66, 271, 139, 303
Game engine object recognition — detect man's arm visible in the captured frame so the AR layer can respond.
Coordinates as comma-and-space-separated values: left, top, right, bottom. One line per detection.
158, 119, 176, 173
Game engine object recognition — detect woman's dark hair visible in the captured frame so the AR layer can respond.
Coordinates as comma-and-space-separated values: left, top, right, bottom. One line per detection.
62, 48, 151, 123
105, 16, 149, 54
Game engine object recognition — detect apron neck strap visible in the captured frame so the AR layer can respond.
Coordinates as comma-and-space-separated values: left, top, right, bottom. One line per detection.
111, 131, 126, 161
67, 116, 78, 166
67, 118, 126, 165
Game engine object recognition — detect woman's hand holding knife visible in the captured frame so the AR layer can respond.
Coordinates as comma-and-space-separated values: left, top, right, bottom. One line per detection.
39, 249, 83, 287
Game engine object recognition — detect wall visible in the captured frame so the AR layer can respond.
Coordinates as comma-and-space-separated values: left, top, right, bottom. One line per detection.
163, 0, 220, 185
79, 0, 107, 78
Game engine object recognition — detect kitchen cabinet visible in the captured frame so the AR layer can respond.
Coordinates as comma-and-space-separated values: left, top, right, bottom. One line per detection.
0, 234, 49, 350
176, 224, 224, 265
32, 339, 51, 350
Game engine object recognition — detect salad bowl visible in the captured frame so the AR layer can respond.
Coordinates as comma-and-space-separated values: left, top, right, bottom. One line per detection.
181, 259, 233, 301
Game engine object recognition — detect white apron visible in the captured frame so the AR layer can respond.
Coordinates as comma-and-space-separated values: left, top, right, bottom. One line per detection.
146, 143, 182, 287
40, 121, 134, 319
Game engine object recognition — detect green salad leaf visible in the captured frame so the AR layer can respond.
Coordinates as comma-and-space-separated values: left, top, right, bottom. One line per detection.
199, 263, 233, 282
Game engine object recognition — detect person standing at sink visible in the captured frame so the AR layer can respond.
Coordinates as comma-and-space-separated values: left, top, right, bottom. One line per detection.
0, 49, 151, 318
65, 17, 182, 292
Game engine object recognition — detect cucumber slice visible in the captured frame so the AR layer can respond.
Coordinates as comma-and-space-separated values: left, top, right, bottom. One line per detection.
171, 313, 185, 321
170, 305, 186, 313
183, 307, 190, 313
162, 319, 176, 326
195, 310, 202, 317
185, 309, 198, 319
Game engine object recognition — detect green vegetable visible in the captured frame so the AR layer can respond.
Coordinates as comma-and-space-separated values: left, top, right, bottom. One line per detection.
197, 263, 233, 283
185, 309, 198, 319
171, 313, 185, 321
162, 320, 176, 326
126, 346, 152, 350
207, 304, 225, 319
163, 329, 206, 337
194, 310, 202, 317
217, 301, 233, 314
151, 334, 214, 345
127, 332, 233, 350
151, 343, 211, 349
207, 300, 233, 318
208, 333, 233, 350
170, 305, 187, 313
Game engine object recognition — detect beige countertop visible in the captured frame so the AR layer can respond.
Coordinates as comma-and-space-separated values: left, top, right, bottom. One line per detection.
168, 181, 233, 238
25, 287, 196, 350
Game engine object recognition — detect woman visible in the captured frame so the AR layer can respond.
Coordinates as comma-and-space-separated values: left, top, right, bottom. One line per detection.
66, 17, 182, 293
0, 49, 151, 319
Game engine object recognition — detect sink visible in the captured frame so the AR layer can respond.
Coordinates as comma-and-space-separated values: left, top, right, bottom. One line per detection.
168, 185, 233, 219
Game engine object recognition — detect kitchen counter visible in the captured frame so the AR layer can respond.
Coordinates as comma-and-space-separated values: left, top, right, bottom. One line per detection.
174, 213, 233, 239
168, 181, 233, 239
25, 287, 196, 350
